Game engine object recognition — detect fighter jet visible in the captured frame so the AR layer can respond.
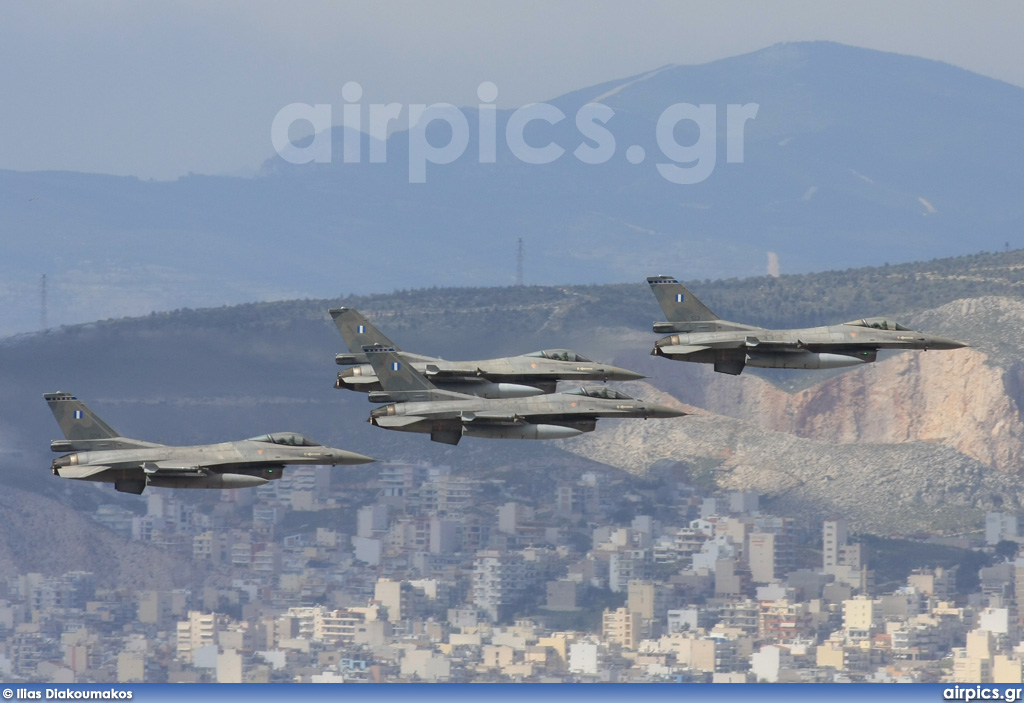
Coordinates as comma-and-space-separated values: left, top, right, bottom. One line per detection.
358, 345, 685, 445
45, 392, 374, 494
330, 307, 644, 398
647, 275, 968, 375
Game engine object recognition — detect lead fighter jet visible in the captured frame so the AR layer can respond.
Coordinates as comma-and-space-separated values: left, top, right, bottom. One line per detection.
330, 307, 644, 398
359, 345, 685, 445
647, 275, 967, 375
45, 393, 374, 494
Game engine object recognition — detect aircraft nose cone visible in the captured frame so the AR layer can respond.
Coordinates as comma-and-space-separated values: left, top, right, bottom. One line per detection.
608, 367, 647, 381
927, 336, 969, 350
645, 403, 688, 419
333, 449, 376, 465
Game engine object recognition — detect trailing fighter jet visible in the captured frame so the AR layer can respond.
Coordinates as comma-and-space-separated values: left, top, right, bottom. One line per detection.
359, 345, 685, 445
646, 275, 968, 375
330, 307, 644, 398
45, 393, 374, 494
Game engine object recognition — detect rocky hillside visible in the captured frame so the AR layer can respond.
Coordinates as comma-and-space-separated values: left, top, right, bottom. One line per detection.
553, 295, 1024, 533
563, 383, 1024, 534
0, 484, 216, 589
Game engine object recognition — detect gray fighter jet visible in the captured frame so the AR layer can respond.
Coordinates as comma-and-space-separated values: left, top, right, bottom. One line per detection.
358, 345, 685, 445
45, 392, 374, 494
647, 275, 967, 375
330, 307, 644, 398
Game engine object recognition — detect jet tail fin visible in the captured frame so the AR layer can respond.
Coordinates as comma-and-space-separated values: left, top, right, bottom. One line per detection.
361, 346, 436, 393
646, 275, 719, 324
330, 308, 400, 352
44, 393, 119, 441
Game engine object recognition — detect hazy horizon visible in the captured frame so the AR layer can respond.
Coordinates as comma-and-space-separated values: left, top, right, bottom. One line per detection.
3, 1, 1023, 180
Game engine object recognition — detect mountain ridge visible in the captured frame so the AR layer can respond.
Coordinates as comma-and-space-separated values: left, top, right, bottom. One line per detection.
4, 41, 1024, 335
4, 249, 1024, 540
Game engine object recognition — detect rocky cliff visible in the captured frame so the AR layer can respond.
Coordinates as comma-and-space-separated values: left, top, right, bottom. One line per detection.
610, 297, 1024, 475
563, 383, 1024, 534
560, 297, 1024, 533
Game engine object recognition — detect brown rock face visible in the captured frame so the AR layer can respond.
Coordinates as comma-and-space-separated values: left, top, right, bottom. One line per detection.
695, 347, 1024, 473
562, 381, 1024, 534
563, 297, 1024, 533
620, 297, 1024, 475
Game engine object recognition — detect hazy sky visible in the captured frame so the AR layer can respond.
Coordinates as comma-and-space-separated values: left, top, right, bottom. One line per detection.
3, 0, 1022, 180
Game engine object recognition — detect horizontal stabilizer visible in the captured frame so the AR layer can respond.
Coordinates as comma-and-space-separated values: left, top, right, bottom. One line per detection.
372, 415, 428, 428
55, 465, 114, 480
656, 344, 711, 356
336, 372, 377, 387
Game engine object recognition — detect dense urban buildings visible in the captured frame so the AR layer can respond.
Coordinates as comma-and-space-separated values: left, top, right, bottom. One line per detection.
0, 461, 1019, 683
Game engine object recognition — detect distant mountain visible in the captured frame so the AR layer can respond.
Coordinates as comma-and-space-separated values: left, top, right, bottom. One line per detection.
3, 42, 1024, 336
4, 249, 1024, 536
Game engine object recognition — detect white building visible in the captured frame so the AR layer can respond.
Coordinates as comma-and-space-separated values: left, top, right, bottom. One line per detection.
473, 549, 537, 622
569, 641, 600, 675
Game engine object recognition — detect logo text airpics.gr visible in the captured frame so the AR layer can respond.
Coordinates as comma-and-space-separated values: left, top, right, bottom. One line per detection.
271, 82, 758, 185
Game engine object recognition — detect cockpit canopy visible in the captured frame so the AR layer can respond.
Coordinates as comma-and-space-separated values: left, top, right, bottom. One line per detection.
248, 432, 321, 447
564, 387, 633, 400
843, 317, 913, 332
524, 349, 593, 362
